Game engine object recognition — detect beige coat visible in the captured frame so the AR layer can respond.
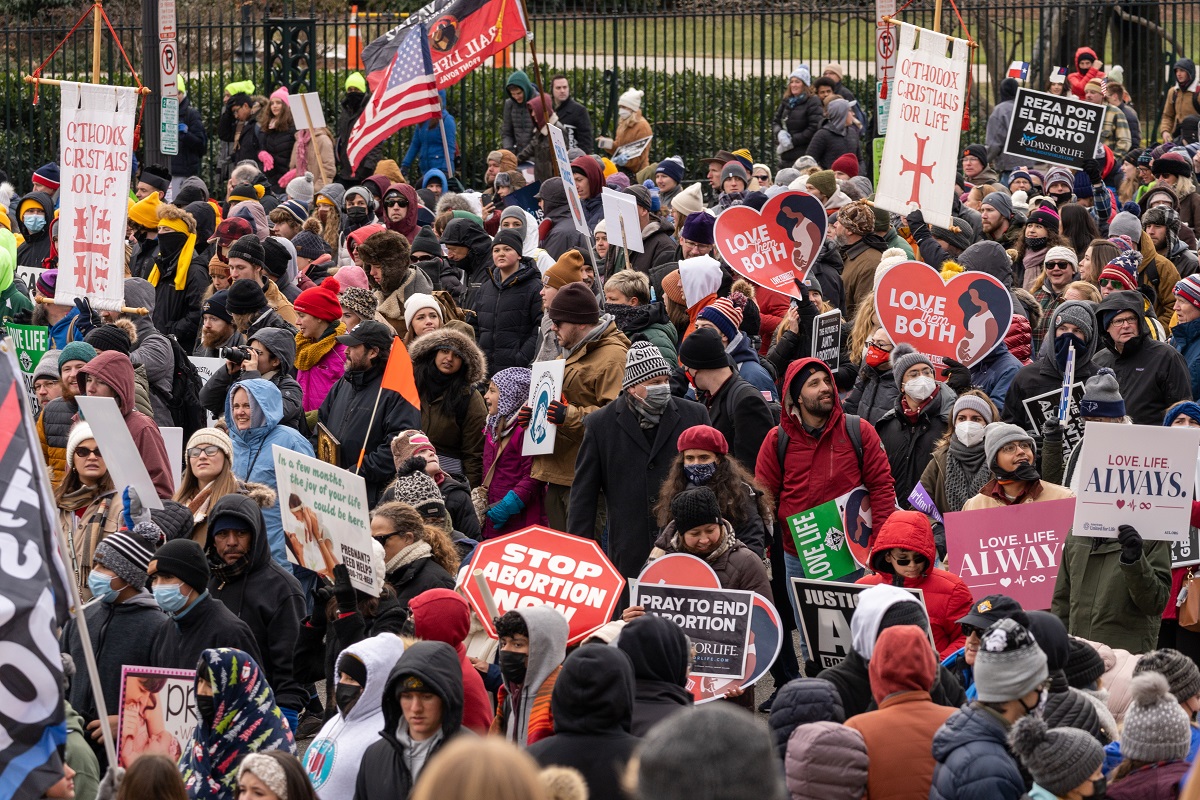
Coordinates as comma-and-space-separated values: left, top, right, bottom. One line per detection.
288, 128, 337, 192
961, 479, 1074, 510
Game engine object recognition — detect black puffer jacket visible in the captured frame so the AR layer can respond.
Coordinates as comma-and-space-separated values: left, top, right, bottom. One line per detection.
528, 646, 640, 800
441, 218, 495, 309
204, 493, 307, 711
257, 123, 296, 186
386, 551, 456, 608
627, 216, 678, 276
149, 232, 209, 354
355, 641, 464, 800
773, 92, 823, 165
842, 364, 899, 426
616, 614, 694, 736
170, 95, 208, 178
766, 676, 845, 757
874, 384, 956, 508
471, 258, 543, 374
819, 649, 966, 720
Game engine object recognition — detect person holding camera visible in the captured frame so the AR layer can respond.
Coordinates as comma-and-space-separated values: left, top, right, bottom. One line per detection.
198, 328, 307, 435
194, 291, 246, 358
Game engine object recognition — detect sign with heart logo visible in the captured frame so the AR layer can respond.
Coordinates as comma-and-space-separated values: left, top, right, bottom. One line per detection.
714, 190, 826, 300
637, 554, 782, 704
874, 261, 1013, 368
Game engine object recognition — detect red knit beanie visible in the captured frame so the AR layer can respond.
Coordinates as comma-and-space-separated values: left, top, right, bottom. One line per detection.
676, 424, 729, 455
831, 153, 859, 178
294, 277, 343, 322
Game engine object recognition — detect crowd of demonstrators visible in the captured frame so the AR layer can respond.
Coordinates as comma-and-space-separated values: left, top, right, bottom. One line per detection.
24, 45, 1200, 800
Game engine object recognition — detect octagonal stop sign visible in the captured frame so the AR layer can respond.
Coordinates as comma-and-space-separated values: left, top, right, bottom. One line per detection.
460, 526, 624, 645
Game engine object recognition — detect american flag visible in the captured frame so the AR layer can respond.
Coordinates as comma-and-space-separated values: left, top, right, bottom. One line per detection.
347, 23, 441, 172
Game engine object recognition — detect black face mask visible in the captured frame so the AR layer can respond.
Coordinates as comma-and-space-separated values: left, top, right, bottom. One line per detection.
157, 231, 188, 260
195, 694, 216, 730
345, 91, 366, 111
499, 650, 528, 685
1091, 776, 1107, 799
1048, 191, 1072, 208
347, 206, 370, 224
1054, 332, 1085, 373
1024, 236, 1049, 251
335, 683, 363, 717
995, 460, 1041, 483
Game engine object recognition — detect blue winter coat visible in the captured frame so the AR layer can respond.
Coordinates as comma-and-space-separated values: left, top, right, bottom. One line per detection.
226, 378, 315, 565
727, 332, 778, 402
969, 343, 1022, 411
1172, 318, 1200, 400
403, 112, 457, 176
929, 705, 1024, 800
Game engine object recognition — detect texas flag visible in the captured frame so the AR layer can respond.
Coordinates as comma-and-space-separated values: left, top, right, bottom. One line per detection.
1007, 61, 1030, 81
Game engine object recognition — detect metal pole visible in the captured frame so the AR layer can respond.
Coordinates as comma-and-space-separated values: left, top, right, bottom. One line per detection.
438, 104, 454, 179
141, 0, 165, 168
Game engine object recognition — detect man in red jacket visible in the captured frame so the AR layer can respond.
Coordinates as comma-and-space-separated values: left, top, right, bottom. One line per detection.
755, 357, 897, 662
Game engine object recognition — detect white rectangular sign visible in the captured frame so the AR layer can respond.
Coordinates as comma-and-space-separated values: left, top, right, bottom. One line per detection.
549, 124, 591, 236
295, 92, 327, 131
523, 359, 566, 457
1072, 422, 1200, 541
75, 395, 163, 509
601, 187, 644, 253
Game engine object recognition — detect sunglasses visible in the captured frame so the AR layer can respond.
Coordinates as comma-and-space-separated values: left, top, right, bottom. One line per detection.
961, 623, 985, 638
753, 174, 770, 182
1045, 261, 1074, 270
75, 446, 102, 460
188, 445, 223, 459
384, 199, 408, 208
1098, 278, 1126, 289
373, 531, 406, 545
891, 554, 927, 567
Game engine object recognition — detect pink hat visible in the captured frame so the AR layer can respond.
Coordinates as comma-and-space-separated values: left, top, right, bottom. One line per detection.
270, 86, 291, 105
333, 264, 369, 289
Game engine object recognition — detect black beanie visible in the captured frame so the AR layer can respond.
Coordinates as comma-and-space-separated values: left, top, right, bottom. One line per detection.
492, 228, 524, 255
788, 362, 825, 405
226, 278, 268, 314
877, 599, 929, 637
1064, 639, 1106, 689
670, 486, 722, 534
262, 238, 291, 278
228, 234, 265, 268
547, 282, 601, 325
151, 538, 210, 593
84, 324, 132, 355
411, 226, 442, 258
201, 291, 234, 325
678, 327, 731, 370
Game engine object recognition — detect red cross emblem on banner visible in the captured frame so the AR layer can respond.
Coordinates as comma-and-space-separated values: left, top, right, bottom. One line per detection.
900, 134, 937, 206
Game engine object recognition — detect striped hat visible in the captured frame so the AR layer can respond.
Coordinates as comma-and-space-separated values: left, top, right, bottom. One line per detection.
697, 294, 746, 341
94, 523, 163, 591
1175, 274, 1200, 310
1099, 250, 1142, 290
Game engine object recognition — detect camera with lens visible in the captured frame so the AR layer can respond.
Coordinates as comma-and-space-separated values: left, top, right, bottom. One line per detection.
220, 345, 252, 365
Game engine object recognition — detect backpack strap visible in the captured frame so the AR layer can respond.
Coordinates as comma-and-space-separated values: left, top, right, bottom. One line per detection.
775, 414, 865, 474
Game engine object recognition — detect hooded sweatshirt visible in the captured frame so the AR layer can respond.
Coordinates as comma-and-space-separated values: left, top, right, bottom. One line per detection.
224, 378, 316, 564
538, 178, 592, 260
528, 646, 640, 800
355, 641, 464, 800
75, 350, 173, 498
502, 70, 538, 154
305, 635, 407, 800
616, 614, 694, 736
1000, 300, 1100, 426
15, 191, 54, 269
441, 217, 495, 307
123, 277, 177, 427
500, 206, 555, 274
408, 588, 494, 733
491, 606, 569, 745
382, 183, 420, 241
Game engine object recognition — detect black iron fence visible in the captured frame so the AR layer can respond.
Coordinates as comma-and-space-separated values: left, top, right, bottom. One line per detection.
2, 0, 1199, 191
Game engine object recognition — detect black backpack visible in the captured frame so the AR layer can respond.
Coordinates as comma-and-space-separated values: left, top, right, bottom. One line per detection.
151, 334, 206, 439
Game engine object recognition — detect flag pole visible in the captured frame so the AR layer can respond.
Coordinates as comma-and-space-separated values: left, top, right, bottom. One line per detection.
437, 101, 455, 180
354, 385, 384, 474
513, 0, 557, 178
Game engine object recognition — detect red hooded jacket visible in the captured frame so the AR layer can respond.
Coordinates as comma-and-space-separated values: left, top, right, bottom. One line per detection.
856, 510, 974, 658
755, 357, 896, 558
408, 588, 494, 734
1067, 46, 1105, 100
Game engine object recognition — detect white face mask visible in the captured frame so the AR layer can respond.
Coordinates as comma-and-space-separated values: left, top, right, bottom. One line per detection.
905, 375, 936, 402
618, 108, 632, 120
955, 420, 986, 447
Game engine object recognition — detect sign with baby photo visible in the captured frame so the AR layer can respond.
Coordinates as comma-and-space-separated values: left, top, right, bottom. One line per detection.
874, 261, 1013, 369
271, 445, 378, 594
785, 486, 873, 580
116, 666, 195, 768
1072, 422, 1200, 541
944, 498, 1073, 610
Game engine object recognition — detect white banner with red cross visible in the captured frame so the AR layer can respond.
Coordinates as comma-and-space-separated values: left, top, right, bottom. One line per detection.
873, 23, 970, 228
55, 81, 137, 312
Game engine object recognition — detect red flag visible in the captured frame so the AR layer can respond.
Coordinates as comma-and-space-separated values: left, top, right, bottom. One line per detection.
381, 338, 421, 410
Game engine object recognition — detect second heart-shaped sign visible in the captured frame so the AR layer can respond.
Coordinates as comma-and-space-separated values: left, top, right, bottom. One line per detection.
714, 190, 826, 300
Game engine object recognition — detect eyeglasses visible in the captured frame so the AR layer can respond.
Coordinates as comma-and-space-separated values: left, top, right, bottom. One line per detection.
188, 445, 222, 459
961, 623, 985, 638
867, 341, 894, 352
384, 199, 408, 208
1044, 261, 1074, 270
891, 554, 928, 567
1098, 278, 1127, 289
75, 446, 102, 460
1109, 315, 1139, 328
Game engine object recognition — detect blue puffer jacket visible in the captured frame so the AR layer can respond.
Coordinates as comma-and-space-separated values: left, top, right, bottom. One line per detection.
727, 332, 778, 402
1172, 317, 1200, 400
226, 378, 315, 565
969, 343, 1022, 411
930, 705, 1025, 800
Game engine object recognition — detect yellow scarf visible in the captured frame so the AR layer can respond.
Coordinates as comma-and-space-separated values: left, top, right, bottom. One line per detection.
148, 216, 195, 291
294, 321, 347, 371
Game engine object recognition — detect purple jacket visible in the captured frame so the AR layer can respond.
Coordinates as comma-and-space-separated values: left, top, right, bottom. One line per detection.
298, 343, 346, 412
482, 424, 546, 538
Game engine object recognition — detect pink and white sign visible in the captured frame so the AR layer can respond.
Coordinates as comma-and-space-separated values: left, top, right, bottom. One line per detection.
943, 498, 1074, 610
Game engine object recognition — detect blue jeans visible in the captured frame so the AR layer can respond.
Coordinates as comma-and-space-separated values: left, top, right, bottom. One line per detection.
783, 552, 811, 662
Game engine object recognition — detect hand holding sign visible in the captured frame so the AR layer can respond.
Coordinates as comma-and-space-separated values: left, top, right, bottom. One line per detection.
715, 191, 826, 300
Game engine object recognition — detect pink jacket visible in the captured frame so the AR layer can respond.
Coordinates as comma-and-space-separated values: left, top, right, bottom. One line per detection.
297, 343, 346, 412
481, 424, 546, 538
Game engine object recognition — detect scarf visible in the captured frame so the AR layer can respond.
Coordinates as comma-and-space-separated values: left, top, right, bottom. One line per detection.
717, 191, 746, 210
385, 539, 432, 574
294, 129, 311, 173
628, 392, 664, 429
670, 522, 733, 564
209, 551, 252, 586
1021, 246, 1048, 290
149, 216, 196, 291
58, 482, 104, 512
944, 439, 991, 512
294, 321, 347, 371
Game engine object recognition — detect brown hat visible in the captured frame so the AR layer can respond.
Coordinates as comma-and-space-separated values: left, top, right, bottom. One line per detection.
699, 149, 737, 167
838, 200, 876, 237
548, 282, 600, 325
661, 269, 685, 305
545, 250, 585, 289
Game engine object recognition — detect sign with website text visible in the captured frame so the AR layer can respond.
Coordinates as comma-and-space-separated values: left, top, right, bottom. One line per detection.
715, 190, 825, 301
638, 582, 754, 678
1004, 87, 1104, 169
116, 666, 194, 768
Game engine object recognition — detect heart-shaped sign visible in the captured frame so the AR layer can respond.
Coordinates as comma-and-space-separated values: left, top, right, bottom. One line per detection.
874, 261, 1014, 368
714, 190, 826, 300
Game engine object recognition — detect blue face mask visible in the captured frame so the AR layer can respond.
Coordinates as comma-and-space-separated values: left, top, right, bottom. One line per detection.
87, 571, 120, 604
153, 583, 190, 615
23, 214, 47, 234
683, 462, 718, 485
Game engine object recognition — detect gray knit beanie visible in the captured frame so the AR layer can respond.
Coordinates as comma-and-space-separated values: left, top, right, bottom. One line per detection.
1134, 648, 1200, 704
973, 618, 1048, 703
1009, 715, 1104, 796
1108, 211, 1143, 243
983, 422, 1036, 472
1052, 301, 1097, 344
1078, 368, 1125, 419
889, 343, 933, 391
1121, 672, 1192, 762
982, 192, 1013, 220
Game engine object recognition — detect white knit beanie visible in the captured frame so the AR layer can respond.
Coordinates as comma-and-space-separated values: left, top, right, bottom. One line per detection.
874, 248, 910, 292
66, 422, 95, 469
618, 88, 644, 112
403, 292, 443, 331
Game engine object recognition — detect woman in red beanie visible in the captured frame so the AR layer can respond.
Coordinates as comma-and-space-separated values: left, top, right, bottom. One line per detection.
293, 277, 346, 412
651, 424, 771, 557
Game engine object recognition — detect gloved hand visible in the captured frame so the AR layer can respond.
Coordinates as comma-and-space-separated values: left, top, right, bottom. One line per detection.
1082, 158, 1103, 184
941, 357, 972, 393
1041, 415, 1063, 441
777, 130, 793, 149
309, 581, 332, 628
122, 487, 151, 531
278, 168, 297, 189
96, 766, 125, 800
281, 707, 299, 734
486, 490, 526, 529
178, 123, 188, 133
73, 298, 101, 336
648, 185, 661, 212
546, 400, 568, 425
332, 563, 358, 614
597, 136, 614, 151
1118, 524, 1143, 563
258, 150, 275, 172
905, 208, 925, 228
515, 406, 533, 428
613, 153, 629, 167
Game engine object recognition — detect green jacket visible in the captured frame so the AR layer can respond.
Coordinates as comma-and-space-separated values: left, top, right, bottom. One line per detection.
1051, 534, 1171, 654
65, 702, 100, 800
634, 320, 679, 364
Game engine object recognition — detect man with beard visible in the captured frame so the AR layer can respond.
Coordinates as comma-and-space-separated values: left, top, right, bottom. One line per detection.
1144, 206, 1199, 278
979, 191, 1022, 248
550, 74, 595, 154
836, 200, 889, 324
194, 291, 245, 357
335, 73, 382, 184
37, 341, 96, 487
225, 234, 298, 324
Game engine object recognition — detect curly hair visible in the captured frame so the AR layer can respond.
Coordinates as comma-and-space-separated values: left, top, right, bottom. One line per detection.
371, 501, 461, 575
653, 452, 773, 529
848, 291, 882, 366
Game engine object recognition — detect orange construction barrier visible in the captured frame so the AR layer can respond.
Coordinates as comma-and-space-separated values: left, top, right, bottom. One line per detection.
348, 5, 363, 70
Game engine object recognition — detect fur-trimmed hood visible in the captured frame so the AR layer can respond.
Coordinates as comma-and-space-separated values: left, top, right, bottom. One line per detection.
157, 202, 197, 233
408, 326, 488, 385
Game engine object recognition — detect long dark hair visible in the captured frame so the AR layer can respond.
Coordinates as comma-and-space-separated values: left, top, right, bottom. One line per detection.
958, 278, 1011, 326
1060, 203, 1099, 258
414, 349, 475, 421
654, 453, 774, 528
325, 581, 398, 623
117, 755, 188, 800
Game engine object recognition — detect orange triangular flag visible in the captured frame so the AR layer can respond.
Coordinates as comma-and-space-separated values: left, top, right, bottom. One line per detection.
381, 337, 421, 410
